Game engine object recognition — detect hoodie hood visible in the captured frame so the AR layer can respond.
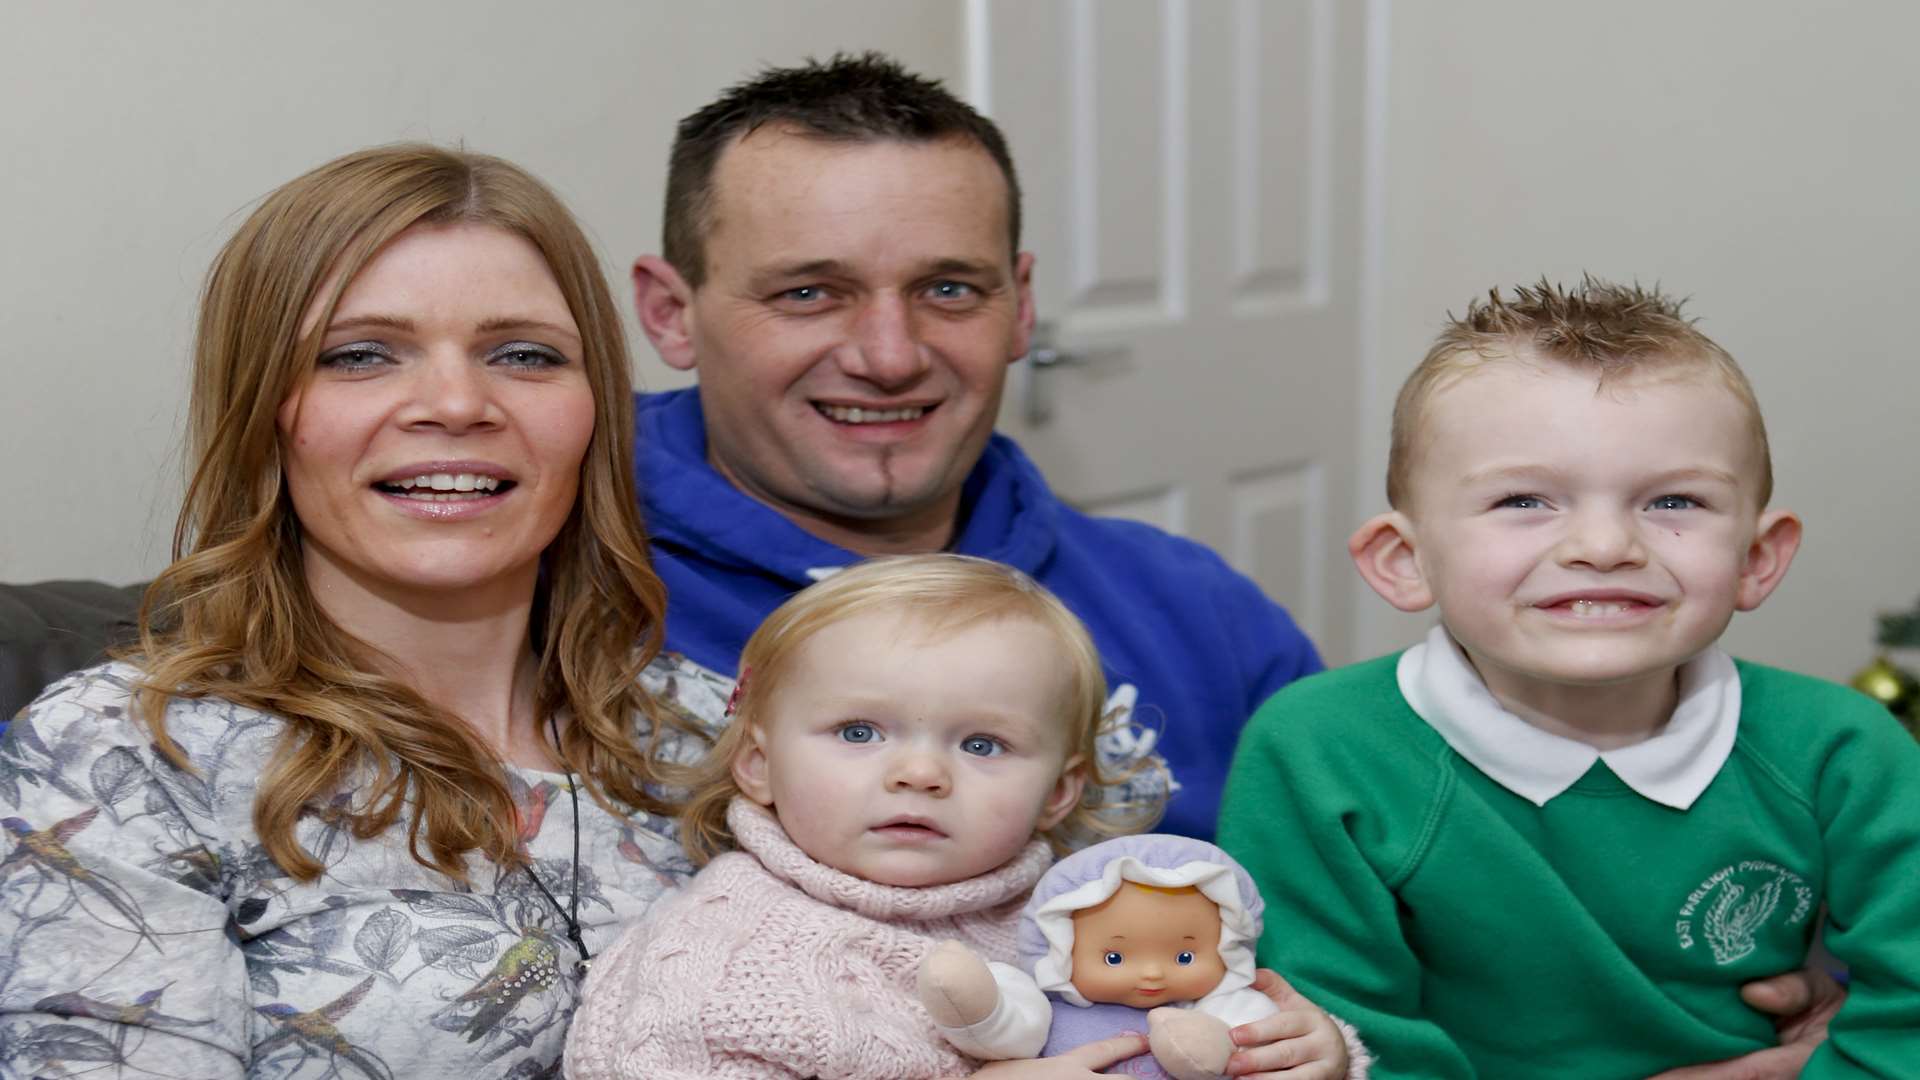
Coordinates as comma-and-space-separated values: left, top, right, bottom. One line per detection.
1016, 834, 1264, 1008
634, 388, 1061, 583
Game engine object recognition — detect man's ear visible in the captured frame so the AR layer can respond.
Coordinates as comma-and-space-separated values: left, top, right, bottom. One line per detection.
1349, 511, 1435, 612
1035, 753, 1087, 832
1735, 508, 1802, 611
1007, 251, 1037, 364
633, 255, 699, 371
730, 726, 776, 806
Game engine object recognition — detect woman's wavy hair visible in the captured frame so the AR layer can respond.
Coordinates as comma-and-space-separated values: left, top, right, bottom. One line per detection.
676, 554, 1163, 866
130, 143, 695, 882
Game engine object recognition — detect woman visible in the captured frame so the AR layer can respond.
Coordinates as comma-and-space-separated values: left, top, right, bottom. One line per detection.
0, 145, 711, 1077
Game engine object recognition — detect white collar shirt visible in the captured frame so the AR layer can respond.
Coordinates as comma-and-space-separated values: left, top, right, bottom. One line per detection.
1395, 625, 1740, 810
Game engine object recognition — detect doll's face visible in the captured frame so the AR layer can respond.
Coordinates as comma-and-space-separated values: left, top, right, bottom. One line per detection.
1068, 883, 1227, 1008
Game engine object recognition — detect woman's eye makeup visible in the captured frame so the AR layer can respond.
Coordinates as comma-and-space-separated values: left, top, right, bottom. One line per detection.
491, 342, 568, 367
316, 342, 392, 369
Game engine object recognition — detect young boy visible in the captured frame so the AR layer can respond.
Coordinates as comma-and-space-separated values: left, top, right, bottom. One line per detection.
1218, 280, 1920, 1078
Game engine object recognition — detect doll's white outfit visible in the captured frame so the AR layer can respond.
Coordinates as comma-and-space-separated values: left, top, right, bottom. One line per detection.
932, 835, 1370, 1078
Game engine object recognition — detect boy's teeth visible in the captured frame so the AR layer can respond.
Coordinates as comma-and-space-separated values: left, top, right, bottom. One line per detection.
820, 404, 926, 424
1568, 599, 1632, 617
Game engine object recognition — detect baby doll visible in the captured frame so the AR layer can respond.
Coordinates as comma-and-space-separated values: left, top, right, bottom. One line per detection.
918, 834, 1369, 1080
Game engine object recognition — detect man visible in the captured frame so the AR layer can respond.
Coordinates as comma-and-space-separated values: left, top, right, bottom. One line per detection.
626, 53, 1321, 841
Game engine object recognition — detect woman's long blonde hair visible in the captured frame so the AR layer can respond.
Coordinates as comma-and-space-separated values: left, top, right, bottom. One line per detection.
675, 555, 1164, 865
131, 144, 695, 882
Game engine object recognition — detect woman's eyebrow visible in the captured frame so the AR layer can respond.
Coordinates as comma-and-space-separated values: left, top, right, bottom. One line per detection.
326, 313, 415, 334
475, 316, 581, 340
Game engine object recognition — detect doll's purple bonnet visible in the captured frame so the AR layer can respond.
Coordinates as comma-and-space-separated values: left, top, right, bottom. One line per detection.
1015, 834, 1265, 1008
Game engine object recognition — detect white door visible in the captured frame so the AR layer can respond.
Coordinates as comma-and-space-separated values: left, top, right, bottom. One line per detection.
968, 0, 1368, 662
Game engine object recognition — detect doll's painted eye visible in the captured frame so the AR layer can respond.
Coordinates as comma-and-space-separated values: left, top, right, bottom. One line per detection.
1103, 951, 1124, 966
1176, 951, 1195, 965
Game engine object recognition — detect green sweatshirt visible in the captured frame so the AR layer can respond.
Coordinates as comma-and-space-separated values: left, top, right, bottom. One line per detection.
1218, 653, 1920, 1078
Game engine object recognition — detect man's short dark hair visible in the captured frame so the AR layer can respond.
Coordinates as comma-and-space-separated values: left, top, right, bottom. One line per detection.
662, 51, 1022, 287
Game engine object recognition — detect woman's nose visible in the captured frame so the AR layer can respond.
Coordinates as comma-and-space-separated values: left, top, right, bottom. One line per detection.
400, 353, 501, 433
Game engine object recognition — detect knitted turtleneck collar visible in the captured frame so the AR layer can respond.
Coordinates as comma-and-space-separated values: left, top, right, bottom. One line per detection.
726, 797, 1053, 921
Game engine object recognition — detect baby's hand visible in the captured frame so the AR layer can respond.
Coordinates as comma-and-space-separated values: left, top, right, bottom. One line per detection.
917, 940, 1001, 1028
1226, 970, 1362, 1080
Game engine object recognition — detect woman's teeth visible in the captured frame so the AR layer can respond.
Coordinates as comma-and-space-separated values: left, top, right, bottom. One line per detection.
380, 473, 503, 499
819, 404, 926, 423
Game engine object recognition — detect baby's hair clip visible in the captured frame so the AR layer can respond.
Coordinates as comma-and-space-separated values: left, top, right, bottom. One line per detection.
724, 666, 752, 718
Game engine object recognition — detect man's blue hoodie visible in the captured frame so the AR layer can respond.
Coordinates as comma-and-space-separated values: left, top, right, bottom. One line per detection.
634, 388, 1321, 840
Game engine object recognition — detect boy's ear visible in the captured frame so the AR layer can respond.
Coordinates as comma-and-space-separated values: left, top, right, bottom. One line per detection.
730, 726, 776, 806
632, 255, 699, 371
1735, 508, 1803, 611
1349, 511, 1435, 612
1035, 754, 1087, 832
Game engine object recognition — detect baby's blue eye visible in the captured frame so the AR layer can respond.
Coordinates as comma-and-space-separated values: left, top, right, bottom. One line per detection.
960, 735, 1002, 757
1176, 951, 1195, 966
1103, 951, 1124, 967
838, 723, 877, 744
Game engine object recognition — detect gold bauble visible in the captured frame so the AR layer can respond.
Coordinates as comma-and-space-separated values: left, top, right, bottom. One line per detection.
1850, 655, 1919, 733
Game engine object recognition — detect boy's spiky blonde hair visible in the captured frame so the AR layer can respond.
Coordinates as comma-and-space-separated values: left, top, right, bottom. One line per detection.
673, 554, 1163, 866
1387, 277, 1771, 509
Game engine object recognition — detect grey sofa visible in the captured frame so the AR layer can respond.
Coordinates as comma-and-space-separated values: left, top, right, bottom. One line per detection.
0, 580, 143, 724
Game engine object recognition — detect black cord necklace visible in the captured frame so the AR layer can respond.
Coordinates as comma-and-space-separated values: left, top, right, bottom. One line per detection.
522, 711, 592, 979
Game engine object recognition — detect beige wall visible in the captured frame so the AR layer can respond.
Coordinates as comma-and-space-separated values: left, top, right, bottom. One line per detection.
0, 0, 959, 582
1354, 1, 1920, 681
4, 1, 1914, 684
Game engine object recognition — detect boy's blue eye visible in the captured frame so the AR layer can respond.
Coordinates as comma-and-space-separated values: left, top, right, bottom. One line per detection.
960, 735, 1003, 757
1496, 493, 1545, 510
1103, 951, 1124, 967
838, 722, 877, 744
1648, 494, 1698, 511
1176, 951, 1195, 965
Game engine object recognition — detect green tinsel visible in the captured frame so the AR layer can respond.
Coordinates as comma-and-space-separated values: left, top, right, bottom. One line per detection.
1879, 600, 1920, 649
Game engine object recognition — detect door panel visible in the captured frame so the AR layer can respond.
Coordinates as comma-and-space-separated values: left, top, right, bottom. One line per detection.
971, 0, 1364, 660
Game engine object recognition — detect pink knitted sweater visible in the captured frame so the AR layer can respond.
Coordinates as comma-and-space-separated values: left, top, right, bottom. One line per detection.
565, 798, 1052, 1079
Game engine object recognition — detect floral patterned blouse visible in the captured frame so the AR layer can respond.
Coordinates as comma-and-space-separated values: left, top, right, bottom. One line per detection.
0, 659, 726, 1079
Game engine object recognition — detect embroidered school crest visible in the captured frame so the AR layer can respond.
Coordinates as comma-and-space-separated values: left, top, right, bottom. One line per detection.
1673, 860, 1814, 965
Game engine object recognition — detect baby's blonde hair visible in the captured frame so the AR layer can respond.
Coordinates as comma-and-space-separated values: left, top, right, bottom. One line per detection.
1387, 277, 1771, 510
675, 554, 1162, 865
